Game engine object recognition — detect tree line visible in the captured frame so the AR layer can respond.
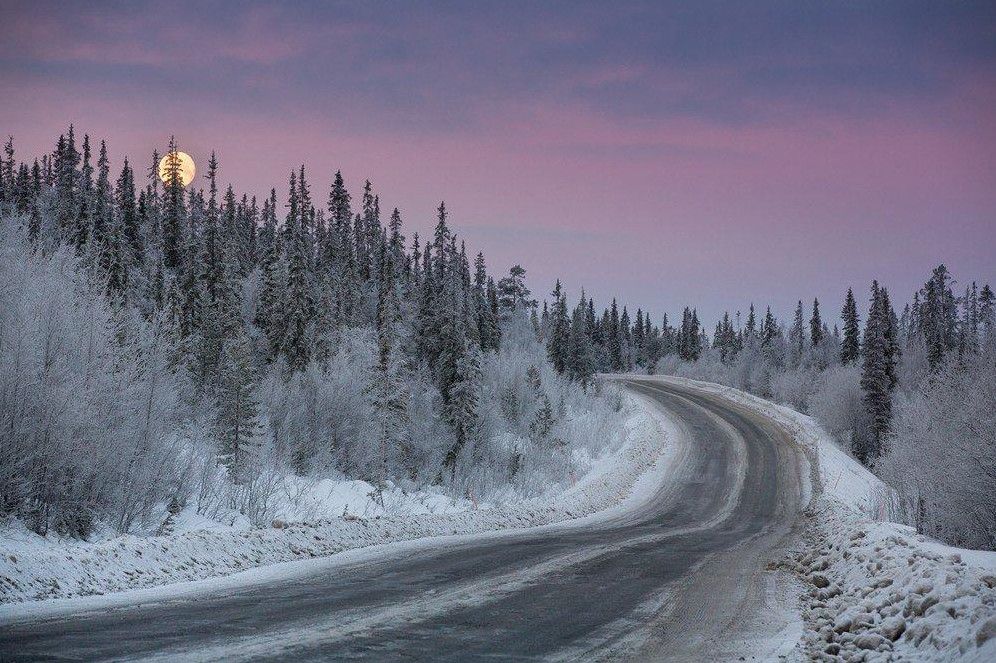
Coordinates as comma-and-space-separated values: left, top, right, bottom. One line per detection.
0, 130, 622, 537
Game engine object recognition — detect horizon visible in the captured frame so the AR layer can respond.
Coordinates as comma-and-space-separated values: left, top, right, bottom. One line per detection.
3, 1, 994, 324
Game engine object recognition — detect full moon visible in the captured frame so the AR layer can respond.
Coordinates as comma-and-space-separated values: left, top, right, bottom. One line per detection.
158, 151, 196, 187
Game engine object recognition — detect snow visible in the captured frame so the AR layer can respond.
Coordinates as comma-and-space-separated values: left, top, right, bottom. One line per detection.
642, 375, 996, 662
0, 392, 680, 612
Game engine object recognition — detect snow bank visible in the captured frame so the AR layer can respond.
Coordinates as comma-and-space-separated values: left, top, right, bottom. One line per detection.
790, 507, 996, 662
645, 375, 996, 662
0, 393, 675, 607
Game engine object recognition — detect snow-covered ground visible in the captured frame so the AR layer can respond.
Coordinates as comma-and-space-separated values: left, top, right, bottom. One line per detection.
0, 392, 678, 608
654, 375, 996, 662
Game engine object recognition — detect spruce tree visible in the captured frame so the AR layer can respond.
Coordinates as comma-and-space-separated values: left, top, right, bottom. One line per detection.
546, 280, 570, 374
474, 252, 499, 350
216, 327, 261, 483
789, 300, 805, 365
979, 283, 995, 349
372, 245, 412, 487
859, 281, 893, 462
840, 288, 861, 364
619, 307, 632, 370
761, 306, 778, 347
0, 137, 13, 210
282, 173, 314, 370
160, 137, 187, 273
744, 303, 757, 343
810, 298, 823, 348
918, 265, 958, 369
567, 292, 596, 386
442, 343, 481, 478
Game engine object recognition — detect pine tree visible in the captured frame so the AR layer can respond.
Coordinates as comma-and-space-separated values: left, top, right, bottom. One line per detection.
678, 307, 703, 361
619, 307, 632, 370
918, 264, 958, 369
473, 252, 499, 350
256, 190, 285, 356
442, 341, 481, 478
546, 280, 570, 373
0, 137, 13, 210
744, 303, 757, 343
115, 157, 140, 270
608, 299, 622, 369
960, 282, 980, 355
160, 137, 187, 273
372, 244, 412, 487
789, 300, 805, 365
979, 283, 995, 349
282, 171, 314, 370
761, 306, 779, 347
496, 265, 535, 313
840, 288, 861, 364
810, 298, 823, 348
881, 287, 899, 390
566, 292, 596, 386
859, 281, 894, 462
91, 140, 113, 260
216, 327, 261, 482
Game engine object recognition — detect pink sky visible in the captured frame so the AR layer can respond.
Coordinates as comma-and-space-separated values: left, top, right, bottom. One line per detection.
3, 1, 995, 323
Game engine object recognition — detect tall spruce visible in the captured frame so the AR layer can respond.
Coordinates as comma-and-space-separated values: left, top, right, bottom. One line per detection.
840, 288, 861, 364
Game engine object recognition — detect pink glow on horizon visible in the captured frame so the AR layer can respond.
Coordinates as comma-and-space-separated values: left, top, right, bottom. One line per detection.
2, 2, 994, 322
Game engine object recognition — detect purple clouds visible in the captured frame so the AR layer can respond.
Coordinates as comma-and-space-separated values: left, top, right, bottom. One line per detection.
2, 1, 994, 321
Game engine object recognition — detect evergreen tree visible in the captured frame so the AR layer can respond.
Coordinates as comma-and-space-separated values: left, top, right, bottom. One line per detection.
216, 328, 261, 482
160, 137, 187, 273
282, 171, 314, 369
0, 137, 13, 210
789, 300, 805, 365
372, 244, 412, 487
678, 307, 702, 360
256, 190, 285, 356
979, 283, 995, 349
619, 307, 632, 370
442, 342, 481, 478
859, 281, 894, 462
496, 265, 535, 313
810, 298, 823, 348
567, 292, 596, 385
960, 282, 980, 355
546, 280, 570, 373
607, 299, 622, 369
115, 157, 140, 270
840, 288, 861, 364
744, 303, 757, 342
473, 252, 499, 350
761, 306, 779, 347
918, 264, 958, 369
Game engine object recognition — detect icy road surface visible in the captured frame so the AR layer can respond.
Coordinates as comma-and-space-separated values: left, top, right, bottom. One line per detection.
0, 379, 809, 661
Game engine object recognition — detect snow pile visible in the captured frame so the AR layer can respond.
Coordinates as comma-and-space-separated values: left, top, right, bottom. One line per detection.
161, 478, 474, 536
0, 394, 673, 605
644, 376, 996, 662
791, 507, 996, 662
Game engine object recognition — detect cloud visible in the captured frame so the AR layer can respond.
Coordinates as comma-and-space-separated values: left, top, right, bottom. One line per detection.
2, 0, 994, 321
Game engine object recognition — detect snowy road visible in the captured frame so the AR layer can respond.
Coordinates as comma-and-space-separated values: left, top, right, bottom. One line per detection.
0, 378, 810, 661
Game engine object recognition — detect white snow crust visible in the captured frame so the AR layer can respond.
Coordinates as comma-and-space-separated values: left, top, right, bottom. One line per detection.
654, 375, 996, 662
0, 392, 680, 613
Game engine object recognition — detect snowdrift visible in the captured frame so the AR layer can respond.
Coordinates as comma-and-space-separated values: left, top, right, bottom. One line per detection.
648, 375, 996, 662
0, 392, 678, 609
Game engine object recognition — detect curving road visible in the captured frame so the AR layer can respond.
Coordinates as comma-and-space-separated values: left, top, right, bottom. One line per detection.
0, 378, 810, 662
